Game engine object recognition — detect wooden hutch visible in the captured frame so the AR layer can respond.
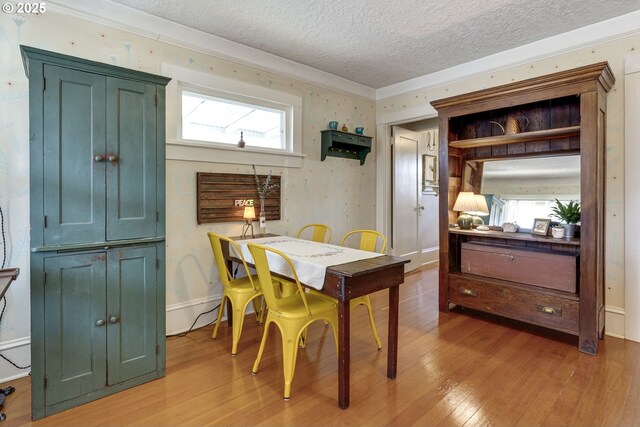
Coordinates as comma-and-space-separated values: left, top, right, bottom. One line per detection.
431, 63, 614, 355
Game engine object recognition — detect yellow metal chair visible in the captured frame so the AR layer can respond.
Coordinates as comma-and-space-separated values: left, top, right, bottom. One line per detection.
207, 232, 265, 356
297, 223, 332, 243
248, 243, 338, 400
310, 229, 386, 350
341, 229, 387, 254
341, 230, 386, 349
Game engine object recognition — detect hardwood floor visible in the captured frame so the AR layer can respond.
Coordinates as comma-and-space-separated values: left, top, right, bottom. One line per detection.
2, 265, 640, 426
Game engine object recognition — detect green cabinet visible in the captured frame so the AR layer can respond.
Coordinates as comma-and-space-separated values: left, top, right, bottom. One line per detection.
39, 64, 159, 247
42, 246, 157, 406
23, 46, 170, 419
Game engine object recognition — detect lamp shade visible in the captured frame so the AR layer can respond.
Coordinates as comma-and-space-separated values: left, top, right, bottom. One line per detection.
453, 192, 480, 213
471, 194, 489, 215
243, 206, 256, 220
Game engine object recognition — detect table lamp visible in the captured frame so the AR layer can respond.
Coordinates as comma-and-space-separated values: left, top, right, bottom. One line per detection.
453, 191, 480, 230
241, 206, 255, 238
470, 194, 490, 225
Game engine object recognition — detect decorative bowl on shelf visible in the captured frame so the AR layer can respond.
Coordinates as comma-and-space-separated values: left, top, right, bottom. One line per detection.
501, 222, 518, 233
551, 226, 565, 238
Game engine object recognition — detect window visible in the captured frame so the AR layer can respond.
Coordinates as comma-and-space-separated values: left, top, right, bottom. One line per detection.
162, 63, 303, 168
497, 198, 579, 229
181, 89, 287, 151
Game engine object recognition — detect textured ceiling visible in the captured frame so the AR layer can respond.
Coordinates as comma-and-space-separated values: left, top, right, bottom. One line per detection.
108, 0, 640, 88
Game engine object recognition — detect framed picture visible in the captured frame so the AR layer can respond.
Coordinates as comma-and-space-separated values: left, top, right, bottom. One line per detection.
423, 154, 437, 184
531, 218, 551, 236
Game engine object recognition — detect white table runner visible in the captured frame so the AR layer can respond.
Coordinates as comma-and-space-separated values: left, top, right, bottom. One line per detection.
231, 236, 383, 290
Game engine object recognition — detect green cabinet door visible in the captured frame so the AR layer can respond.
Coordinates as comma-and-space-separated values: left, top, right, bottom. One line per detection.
106, 246, 158, 384
106, 78, 158, 241
43, 252, 107, 406
42, 65, 106, 247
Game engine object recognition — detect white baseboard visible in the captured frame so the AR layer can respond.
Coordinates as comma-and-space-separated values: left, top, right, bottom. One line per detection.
0, 337, 31, 384
165, 296, 223, 336
165, 294, 260, 336
605, 306, 626, 339
421, 246, 439, 266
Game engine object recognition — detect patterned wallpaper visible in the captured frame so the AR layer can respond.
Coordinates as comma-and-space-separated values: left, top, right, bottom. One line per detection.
0, 11, 376, 379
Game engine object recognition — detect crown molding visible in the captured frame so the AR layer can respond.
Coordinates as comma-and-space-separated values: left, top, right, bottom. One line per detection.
43, 2, 640, 103
46, 0, 377, 100
376, 10, 640, 100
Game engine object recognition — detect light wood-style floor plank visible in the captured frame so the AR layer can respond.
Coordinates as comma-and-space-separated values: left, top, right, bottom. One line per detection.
2, 265, 640, 427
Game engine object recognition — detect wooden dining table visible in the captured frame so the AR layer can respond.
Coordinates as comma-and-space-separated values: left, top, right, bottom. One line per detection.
222, 235, 408, 409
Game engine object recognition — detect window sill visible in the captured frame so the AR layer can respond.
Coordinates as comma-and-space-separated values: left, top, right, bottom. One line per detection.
166, 140, 305, 168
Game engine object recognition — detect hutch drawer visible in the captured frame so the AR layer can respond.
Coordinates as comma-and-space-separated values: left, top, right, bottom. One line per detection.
449, 274, 579, 334
461, 242, 577, 293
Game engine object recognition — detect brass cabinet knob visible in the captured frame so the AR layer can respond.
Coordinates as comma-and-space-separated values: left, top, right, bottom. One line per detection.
94, 155, 104, 162
109, 316, 119, 324
107, 155, 118, 162
96, 319, 105, 326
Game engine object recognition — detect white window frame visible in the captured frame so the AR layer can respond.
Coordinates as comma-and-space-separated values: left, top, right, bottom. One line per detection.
162, 63, 304, 168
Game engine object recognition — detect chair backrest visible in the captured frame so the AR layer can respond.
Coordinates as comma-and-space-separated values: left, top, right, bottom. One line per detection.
341, 230, 387, 254
247, 243, 311, 316
297, 224, 332, 243
207, 232, 258, 292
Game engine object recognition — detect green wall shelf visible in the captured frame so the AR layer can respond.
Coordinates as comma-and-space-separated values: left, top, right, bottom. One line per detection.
321, 130, 372, 165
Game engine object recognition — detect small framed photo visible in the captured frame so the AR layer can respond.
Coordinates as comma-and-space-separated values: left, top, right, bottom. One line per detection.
531, 218, 551, 236
423, 154, 437, 184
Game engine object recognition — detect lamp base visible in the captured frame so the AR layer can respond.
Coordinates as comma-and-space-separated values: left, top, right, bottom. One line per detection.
241, 222, 254, 239
457, 213, 474, 230
471, 215, 485, 226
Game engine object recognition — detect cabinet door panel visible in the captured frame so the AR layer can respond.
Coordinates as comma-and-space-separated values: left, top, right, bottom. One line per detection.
106, 79, 157, 241
107, 246, 157, 384
43, 65, 106, 246
44, 253, 107, 405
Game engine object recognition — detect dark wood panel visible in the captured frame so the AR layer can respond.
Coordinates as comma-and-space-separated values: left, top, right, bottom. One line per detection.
433, 62, 613, 354
449, 274, 580, 334
196, 172, 281, 224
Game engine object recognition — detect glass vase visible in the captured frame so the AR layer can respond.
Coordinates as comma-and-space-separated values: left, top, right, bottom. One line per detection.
259, 198, 266, 236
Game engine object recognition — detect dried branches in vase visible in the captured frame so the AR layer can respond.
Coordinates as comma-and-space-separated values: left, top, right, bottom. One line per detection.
252, 165, 279, 236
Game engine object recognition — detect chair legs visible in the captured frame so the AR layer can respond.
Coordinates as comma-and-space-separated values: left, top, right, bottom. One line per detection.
282, 328, 303, 400
353, 296, 383, 350
211, 294, 227, 340
252, 314, 338, 400
212, 291, 264, 356
251, 318, 271, 375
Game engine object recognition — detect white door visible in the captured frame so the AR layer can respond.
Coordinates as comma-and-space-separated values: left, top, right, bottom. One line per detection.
391, 126, 422, 270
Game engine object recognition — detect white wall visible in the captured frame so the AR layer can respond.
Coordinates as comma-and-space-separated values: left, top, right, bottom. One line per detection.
0, 10, 377, 382
624, 54, 640, 342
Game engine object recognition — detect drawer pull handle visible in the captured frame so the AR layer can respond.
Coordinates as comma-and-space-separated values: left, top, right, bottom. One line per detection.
508, 254, 514, 261
536, 305, 562, 316
459, 287, 478, 297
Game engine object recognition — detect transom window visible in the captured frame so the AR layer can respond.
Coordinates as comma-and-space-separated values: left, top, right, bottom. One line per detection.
163, 63, 303, 167
181, 90, 287, 150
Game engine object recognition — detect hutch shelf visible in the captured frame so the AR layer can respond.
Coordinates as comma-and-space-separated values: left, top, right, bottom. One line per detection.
431, 62, 614, 355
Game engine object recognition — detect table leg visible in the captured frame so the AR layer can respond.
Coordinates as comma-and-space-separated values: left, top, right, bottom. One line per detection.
387, 285, 399, 379
337, 299, 350, 409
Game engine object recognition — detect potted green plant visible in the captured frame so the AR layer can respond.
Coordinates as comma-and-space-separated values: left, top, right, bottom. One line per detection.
549, 199, 581, 238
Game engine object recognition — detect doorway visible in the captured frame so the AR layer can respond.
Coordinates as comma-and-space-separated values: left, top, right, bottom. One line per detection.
380, 118, 439, 271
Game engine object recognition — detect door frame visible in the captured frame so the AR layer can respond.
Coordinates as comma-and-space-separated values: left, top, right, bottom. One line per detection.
375, 106, 439, 270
